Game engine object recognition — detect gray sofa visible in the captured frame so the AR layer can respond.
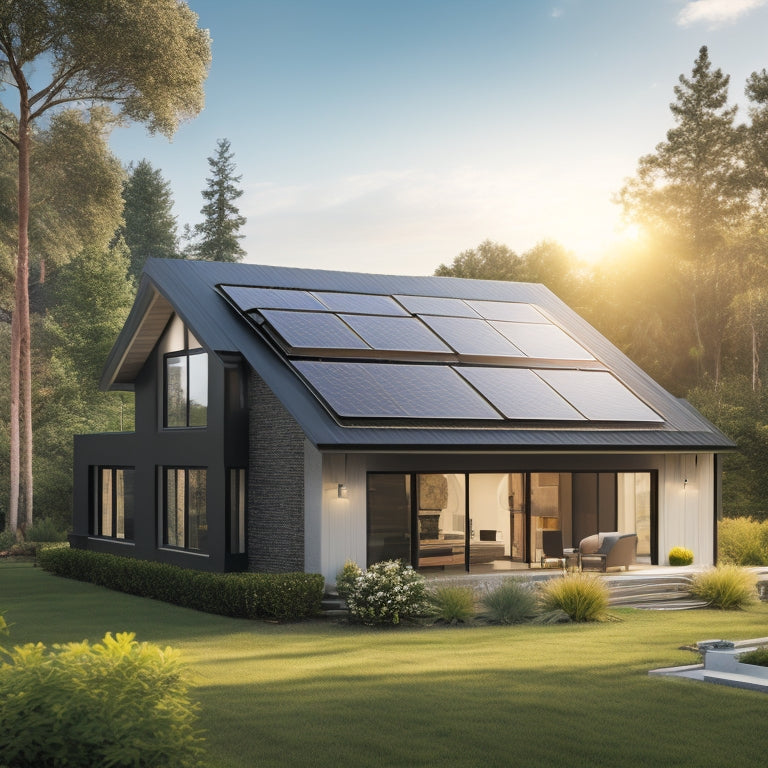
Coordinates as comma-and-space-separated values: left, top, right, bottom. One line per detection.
579, 532, 637, 572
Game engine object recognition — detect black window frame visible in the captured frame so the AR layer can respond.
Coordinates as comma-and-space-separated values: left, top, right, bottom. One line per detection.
161, 466, 208, 553
228, 468, 247, 555
163, 347, 208, 429
92, 466, 135, 541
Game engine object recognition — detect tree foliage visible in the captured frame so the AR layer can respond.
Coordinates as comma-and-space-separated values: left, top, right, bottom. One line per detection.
0, 0, 210, 533
117, 158, 180, 280
185, 138, 246, 262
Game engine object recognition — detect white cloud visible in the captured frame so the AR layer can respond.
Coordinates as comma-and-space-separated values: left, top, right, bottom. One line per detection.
239, 163, 629, 275
677, 0, 768, 27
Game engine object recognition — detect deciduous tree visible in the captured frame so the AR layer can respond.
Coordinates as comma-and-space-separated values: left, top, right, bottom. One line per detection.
0, 0, 211, 534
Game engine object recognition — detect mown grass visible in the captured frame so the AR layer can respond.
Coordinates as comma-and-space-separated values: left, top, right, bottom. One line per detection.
3, 560, 768, 768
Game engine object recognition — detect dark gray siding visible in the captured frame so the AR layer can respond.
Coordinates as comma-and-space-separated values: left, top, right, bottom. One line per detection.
248, 370, 305, 572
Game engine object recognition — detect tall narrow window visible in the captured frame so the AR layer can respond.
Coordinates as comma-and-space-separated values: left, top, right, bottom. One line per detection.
163, 468, 207, 553
229, 468, 246, 554
93, 467, 135, 540
165, 349, 207, 428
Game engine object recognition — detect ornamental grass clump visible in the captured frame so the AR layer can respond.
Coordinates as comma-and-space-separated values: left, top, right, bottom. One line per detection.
690, 564, 758, 609
479, 579, 538, 624
537, 572, 609, 622
340, 560, 428, 626
738, 646, 768, 667
718, 517, 768, 566
427, 584, 477, 624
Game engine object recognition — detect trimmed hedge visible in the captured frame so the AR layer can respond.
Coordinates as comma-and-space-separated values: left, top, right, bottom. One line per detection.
37, 548, 324, 621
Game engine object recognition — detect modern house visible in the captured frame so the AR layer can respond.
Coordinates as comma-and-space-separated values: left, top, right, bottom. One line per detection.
71, 259, 734, 582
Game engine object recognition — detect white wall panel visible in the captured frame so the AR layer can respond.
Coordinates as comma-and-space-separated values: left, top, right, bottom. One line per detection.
320, 453, 367, 583
659, 454, 714, 565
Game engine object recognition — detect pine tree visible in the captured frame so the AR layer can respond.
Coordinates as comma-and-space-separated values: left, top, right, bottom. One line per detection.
118, 160, 180, 280
186, 138, 246, 262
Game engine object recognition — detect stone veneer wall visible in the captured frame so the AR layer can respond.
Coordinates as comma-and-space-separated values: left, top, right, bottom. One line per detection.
247, 370, 306, 572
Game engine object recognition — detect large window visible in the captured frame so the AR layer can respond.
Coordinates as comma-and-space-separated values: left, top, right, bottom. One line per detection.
229, 468, 246, 554
165, 349, 208, 428
93, 467, 135, 540
163, 468, 207, 552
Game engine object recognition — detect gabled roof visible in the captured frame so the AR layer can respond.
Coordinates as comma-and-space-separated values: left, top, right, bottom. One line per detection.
102, 258, 735, 452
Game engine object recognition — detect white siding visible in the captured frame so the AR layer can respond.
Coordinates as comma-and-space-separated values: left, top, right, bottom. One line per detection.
659, 453, 714, 565
319, 453, 367, 583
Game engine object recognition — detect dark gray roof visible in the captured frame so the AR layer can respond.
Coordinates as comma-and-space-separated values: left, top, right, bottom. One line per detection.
102, 258, 735, 452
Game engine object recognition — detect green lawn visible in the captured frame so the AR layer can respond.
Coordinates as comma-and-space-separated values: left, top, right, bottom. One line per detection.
3, 560, 768, 768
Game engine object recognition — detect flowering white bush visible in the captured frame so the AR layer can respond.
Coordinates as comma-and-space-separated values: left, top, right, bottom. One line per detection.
339, 560, 428, 626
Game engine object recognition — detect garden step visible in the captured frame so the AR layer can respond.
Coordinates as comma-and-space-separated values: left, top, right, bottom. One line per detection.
606, 576, 698, 610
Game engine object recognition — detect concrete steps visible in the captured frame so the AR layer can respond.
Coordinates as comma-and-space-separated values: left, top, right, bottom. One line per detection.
606, 574, 705, 610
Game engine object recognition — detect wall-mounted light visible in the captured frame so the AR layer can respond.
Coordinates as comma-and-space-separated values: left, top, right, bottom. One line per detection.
683, 477, 688, 489
337, 483, 348, 499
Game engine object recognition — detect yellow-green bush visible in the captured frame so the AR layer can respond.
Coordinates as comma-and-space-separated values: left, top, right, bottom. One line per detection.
537, 573, 609, 622
718, 517, 768, 565
690, 565, 758, 609
0, 631, 204, 767
668, 546, 694, 566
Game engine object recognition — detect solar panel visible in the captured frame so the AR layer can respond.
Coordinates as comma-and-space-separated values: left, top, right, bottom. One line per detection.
312, 291, 409, 315
491, 321, 595, 360
293, 361, 403, 417
536, 370, 663, 422
294, 361, 502, 420
466, 300, 548, 323
259, 310, 370, 350
421, 316, 524, 357
394, 295, 480, 317
220, 285, 325, 312
340, 314, 452, 353
456, 367, 585, 420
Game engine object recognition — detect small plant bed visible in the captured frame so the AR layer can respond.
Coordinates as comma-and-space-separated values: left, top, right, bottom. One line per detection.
739, 646, 768, 667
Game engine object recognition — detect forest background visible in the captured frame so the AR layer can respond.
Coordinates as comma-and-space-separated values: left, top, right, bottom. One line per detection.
2, 45, 768, 535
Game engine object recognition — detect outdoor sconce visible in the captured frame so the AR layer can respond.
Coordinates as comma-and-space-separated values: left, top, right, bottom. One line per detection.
337, 483, 348, 499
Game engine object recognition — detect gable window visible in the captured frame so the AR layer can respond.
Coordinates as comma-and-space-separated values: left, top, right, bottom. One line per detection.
163, 467, 207, 552
165, 348, 207, 428
93, 467, 135, 540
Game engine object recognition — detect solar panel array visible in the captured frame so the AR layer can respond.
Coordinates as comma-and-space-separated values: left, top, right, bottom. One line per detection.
218, 284, 663, 425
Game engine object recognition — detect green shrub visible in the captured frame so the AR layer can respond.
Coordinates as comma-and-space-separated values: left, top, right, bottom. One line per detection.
738, 646, 768, 667
343, 560, 428, 626
427, 584, 477, 624
24, 517, 69, 543
335, 559, 363, 601
37, 548, 324, 621
479, 579, 538, 624
668, 546, 694, 566
537, 573, 609, 622
0, 529, 17, 551
0, 631, 204, 768
690, 565, 758, 609
718, 517, 768, 565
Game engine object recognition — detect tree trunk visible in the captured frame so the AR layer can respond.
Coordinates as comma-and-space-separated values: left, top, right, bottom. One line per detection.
19, 112, 33, 530
8, 90, 33, 536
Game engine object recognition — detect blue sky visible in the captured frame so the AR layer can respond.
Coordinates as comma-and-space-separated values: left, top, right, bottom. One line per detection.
91, 0, 768, 274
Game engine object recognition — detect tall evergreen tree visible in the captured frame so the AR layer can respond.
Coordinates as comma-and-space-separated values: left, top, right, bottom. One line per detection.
118, 159, 180, 280
186, 138, 246, 262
